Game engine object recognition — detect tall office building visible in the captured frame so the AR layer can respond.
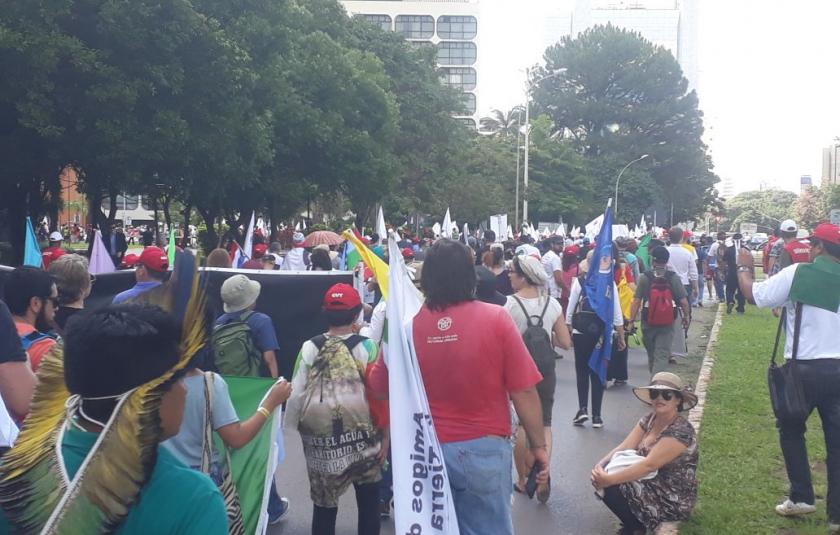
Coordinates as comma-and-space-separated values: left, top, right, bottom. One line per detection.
822, 143, 840, 187
341, 0, 480, 128
544, 0, 699, 93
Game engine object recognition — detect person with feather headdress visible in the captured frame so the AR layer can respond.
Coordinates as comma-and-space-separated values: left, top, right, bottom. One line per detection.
0, 304, 227, 534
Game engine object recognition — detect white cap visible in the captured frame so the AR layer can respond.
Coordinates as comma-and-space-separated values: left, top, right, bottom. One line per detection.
780, 219, 798, 233
49, 231, 63, 242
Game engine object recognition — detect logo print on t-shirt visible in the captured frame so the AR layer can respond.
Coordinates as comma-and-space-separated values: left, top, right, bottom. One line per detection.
437, 317, 452, 331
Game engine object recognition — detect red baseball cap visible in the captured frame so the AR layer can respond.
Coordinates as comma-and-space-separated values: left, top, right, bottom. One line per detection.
138, 246, 168, 272
563, 244, 580, 256
810, 223, 840, 245
323, 283, 361, 310
253, 243, 267, 259
121, 253, 139, 268
402, 247, 415, 259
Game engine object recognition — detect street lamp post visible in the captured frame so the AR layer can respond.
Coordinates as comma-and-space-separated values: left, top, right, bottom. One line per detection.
522, 67, 566, 225
614, 154, 649, 221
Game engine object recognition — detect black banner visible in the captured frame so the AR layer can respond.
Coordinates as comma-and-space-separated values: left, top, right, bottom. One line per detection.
0, 265, 352, 379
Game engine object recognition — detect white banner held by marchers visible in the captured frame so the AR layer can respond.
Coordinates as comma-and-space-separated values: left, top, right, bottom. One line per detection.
385, 234, 460, 535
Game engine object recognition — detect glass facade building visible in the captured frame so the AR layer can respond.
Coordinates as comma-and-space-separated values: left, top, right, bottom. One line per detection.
342, 0, 480, 128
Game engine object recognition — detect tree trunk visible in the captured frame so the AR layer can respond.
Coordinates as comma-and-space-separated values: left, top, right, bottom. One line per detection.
181, 202, 192, 248
197, 206, 219, 251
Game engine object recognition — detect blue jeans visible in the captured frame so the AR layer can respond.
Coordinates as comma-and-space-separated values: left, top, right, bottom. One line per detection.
442, 436, 513, 535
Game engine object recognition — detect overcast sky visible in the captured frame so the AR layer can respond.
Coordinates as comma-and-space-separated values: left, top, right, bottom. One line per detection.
478, 0, 840, 195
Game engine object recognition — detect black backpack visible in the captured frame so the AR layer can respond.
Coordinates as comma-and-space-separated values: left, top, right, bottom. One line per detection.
512, 296, 556, 378
571, 276, 605, 338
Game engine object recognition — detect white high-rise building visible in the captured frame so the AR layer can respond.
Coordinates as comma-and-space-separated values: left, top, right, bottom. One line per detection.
822, 143, 840, 187
544, 0, 699, 93
341, 0, 480, 128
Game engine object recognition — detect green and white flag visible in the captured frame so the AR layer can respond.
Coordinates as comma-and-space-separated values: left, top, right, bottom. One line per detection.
384, 234, 460, 534
223, 376, 282, 535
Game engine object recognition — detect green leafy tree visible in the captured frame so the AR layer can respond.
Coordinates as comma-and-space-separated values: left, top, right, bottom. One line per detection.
532, 24, 719, 223
722, 190, 798, 233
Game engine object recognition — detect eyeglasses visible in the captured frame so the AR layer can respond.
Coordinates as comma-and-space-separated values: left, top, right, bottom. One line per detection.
90, 274, 97, 285
649, 389, 679, 401
42, 296, 59, 308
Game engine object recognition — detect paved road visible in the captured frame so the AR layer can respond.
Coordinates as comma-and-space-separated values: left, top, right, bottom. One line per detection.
270, 345, 651, 535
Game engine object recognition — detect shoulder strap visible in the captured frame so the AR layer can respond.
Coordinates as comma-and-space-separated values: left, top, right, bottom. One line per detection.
791, 303, 804, 361
200, 372, 214, 473
239, 310, 255, 322
311, 334, 328, 351
770, 307, 786, 366
343, 334, 365, 351
512, 296, 542, 328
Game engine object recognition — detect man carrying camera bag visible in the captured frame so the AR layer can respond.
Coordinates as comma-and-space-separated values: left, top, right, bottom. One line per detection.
738, 223, 840, 530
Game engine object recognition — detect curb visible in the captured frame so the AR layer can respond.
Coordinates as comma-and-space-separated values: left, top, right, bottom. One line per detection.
687, 302, 725, 433
672, 302, 725, 534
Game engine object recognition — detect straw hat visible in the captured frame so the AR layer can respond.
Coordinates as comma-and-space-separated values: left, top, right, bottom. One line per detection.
632, 372, 698, 411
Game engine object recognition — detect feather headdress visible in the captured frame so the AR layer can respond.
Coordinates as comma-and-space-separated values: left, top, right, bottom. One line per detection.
0, 250, 207, 534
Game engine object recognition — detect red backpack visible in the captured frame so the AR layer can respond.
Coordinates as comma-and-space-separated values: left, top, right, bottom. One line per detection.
644, 271, 677, 327
783, 240, 811, 265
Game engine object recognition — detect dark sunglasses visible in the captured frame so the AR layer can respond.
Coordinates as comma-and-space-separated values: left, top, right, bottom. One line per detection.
649, 389, 679, 401
42, 296, 59, 308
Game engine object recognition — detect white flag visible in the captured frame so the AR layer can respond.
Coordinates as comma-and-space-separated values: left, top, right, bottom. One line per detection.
585, 215, 604, 239
442, 208, 453, 239
432, 222, 442, 238
243, 211, 256, 259
640, 213, 647, 234
385, 234, 460, 535
377, 206, 387, 242
89, 230, 115, 274
462, 222, 470, 244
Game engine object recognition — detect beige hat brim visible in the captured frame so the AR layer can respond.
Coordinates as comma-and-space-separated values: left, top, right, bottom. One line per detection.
632, 385, 698, 411
223, 279, 261, 313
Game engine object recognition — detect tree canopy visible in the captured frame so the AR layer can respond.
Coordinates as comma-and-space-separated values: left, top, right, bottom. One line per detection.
532, 24, 719, 224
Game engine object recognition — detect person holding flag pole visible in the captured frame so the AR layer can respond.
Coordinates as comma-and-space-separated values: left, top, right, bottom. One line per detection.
566, 200, 626, 429
369, 237, 548, 535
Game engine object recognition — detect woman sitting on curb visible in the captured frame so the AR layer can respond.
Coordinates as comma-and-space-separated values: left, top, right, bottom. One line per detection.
591, 372, 699, 535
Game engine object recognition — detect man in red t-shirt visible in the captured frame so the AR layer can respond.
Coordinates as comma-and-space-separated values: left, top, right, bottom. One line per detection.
41, 231, 67, 270
369, 239, 547, 535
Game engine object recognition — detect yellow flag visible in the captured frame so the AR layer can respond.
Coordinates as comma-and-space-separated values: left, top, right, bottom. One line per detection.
342, 229, 390, 298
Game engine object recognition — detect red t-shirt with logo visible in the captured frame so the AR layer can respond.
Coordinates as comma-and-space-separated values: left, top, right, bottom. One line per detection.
369, 300, 542, 443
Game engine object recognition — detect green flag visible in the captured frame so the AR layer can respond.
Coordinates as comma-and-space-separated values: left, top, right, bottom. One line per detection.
222, 376, 279, 535
636, 234, 652, 272
167, 227, 176, 266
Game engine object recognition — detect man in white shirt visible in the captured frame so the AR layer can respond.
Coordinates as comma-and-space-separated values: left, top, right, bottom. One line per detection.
706, 231, 726, 303
666, 227, 698, 359
541, 236, 565, 301
737, 223, 840, 527
279, 232, 310, 271
666, 227, 699, 300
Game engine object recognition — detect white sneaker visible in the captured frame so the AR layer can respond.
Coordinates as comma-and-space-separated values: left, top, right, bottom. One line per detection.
829, 522, 840, 534
774, 499, 816, 516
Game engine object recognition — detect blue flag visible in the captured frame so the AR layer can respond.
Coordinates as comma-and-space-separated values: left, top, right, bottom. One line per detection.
24, 217, 43, 267
583, 201, 615, 385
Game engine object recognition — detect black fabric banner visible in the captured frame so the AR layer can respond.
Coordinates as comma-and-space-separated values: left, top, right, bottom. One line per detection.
0, 265, 352, 379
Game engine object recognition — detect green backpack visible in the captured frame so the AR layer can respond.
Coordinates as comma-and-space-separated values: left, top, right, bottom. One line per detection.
212, 311, 264, 377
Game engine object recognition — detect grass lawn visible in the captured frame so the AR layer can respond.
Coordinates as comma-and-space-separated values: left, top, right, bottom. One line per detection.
681, 307, 829, 534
